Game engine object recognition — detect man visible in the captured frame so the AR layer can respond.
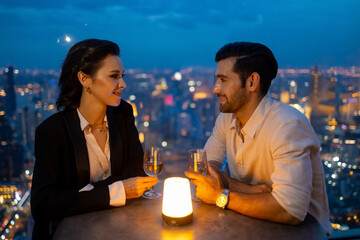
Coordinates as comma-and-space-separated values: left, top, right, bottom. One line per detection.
185, 42, 332, 235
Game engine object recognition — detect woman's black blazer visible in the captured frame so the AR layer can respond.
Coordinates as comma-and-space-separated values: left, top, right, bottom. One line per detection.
31, 100, 145, 239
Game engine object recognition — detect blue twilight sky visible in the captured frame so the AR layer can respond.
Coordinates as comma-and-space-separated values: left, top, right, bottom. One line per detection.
0, 0, 359, 70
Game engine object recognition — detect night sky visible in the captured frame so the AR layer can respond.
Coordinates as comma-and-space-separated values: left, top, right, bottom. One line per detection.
1, 0, 359, 70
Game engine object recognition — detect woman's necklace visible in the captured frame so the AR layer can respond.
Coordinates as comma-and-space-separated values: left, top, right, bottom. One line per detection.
91, 121, 106, 134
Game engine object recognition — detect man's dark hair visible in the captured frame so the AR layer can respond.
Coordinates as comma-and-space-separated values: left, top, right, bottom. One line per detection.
215, 42, 278, 95
56, 39, 120, 110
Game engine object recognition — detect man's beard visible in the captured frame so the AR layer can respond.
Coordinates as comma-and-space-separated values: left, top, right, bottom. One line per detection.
218, 89, 247, 113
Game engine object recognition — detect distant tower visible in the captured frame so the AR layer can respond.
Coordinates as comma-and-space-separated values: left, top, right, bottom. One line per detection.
0, 70, 23, 181
289, 80, 297, 103
0, 114, 23, 181
328, 71, 340, 118
3, 66, 16, 118
309, 66, 322, 110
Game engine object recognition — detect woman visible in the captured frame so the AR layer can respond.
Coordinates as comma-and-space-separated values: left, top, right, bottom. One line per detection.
30, 39, 157, 239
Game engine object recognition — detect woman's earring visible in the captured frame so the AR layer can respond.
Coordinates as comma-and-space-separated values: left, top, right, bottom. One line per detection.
85, 87, 92, 94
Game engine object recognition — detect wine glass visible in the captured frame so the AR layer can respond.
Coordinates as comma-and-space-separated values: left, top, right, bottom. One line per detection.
142, 147, 164, 199
187, 149, 208, 201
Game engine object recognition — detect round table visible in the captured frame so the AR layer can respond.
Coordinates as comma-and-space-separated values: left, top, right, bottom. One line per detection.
53, 196, 327, 240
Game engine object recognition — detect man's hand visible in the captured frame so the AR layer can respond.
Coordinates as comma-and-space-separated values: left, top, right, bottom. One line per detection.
123, 176, 158, 199
184, 166, 223, 205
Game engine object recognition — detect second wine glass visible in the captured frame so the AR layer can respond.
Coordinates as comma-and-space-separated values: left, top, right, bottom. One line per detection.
142, 147, 164, 199
187, 149, 208, 201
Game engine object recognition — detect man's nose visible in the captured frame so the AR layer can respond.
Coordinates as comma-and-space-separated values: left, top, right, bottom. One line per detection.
213, 81, 221, 94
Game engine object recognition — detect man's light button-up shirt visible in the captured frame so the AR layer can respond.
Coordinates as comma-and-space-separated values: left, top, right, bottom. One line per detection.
204, 94, 332, 235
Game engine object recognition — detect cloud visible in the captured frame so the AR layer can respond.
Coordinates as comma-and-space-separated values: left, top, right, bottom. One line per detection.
1, 0, 359, 69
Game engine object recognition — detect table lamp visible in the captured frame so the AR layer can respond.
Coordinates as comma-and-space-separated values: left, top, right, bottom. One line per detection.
162, 177, 193, 226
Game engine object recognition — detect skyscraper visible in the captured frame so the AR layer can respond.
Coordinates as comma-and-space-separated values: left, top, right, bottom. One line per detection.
0, 114, 24, 181
309, 66, 322, 111
3, 66, 16, 118
0, 67, 23, 181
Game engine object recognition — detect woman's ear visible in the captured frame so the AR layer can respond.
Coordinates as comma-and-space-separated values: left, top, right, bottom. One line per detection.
77, 71, 91, 87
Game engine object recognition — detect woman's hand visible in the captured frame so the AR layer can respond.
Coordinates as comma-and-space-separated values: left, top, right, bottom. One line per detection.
123, 176, 158, 199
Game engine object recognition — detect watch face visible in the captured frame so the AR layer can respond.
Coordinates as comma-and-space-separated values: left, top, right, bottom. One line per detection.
216, 194, 227, 207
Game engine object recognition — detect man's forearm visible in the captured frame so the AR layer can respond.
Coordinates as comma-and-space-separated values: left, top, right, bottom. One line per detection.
227, 192, 302, 225
186, 164, 301, 225
224, 175, 272, 194
208, 161, 271, 194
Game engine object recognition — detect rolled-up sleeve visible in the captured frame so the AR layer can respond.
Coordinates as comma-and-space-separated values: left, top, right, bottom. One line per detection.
270, 119, 318, 221
204, 113, 227, 166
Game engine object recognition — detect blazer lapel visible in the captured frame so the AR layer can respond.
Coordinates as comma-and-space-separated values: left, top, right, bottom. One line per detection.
107, 107, 124, 176
63, 109, 90, 188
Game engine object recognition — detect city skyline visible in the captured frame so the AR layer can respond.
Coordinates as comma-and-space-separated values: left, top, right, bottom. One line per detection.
1, 0, 360, 70
1, 64, 360, 238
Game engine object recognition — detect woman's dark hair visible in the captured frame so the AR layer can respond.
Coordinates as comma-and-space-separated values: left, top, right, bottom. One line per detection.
56, 39, 120, 110
215, 42, 278, 95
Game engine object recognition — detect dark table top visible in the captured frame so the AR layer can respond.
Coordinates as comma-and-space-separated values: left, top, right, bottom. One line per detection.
53, 182, 327, 240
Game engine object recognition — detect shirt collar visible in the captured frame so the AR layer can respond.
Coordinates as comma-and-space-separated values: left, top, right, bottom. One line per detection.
76, 109, 108, 131
229, 94, 274, 139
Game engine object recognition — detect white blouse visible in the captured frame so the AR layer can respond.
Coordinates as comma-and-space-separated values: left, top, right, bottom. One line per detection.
77, 109, 125, 207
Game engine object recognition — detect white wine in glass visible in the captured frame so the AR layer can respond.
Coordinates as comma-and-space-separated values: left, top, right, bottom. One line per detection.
187, 149, 208, 201
142, 147, 164, 199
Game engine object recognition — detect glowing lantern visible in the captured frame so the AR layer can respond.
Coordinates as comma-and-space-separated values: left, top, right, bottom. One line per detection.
162, 177, 193, 226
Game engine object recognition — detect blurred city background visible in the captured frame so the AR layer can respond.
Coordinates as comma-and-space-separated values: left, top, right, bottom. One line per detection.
1, 0, 360, 239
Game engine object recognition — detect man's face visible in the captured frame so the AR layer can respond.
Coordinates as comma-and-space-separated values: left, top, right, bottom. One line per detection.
213, 57, 249, 114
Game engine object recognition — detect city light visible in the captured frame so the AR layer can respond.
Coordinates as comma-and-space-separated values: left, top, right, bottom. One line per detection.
345, 140, 356, 144
174, 72, 182, 81
139, 132, 144, 143
188, 80, 195, 86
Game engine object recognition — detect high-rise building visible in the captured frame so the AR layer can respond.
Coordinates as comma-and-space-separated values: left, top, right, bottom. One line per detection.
309, 66, 322, 112
0, 115, 24, 181
3, 66, 16, 118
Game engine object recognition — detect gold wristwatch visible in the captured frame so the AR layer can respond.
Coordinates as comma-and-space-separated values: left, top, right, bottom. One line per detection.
216, 189, 230, 209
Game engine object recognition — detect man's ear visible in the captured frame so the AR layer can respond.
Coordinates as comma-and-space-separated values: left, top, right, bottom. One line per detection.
77, 71, 91, 87
248, 72, 260, 92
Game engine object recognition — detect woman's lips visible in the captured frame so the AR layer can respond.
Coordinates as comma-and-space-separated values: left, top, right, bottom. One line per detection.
113, 91, 122, 97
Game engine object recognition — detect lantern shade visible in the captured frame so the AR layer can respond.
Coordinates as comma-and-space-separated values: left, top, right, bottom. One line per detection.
162, 177, 193, 226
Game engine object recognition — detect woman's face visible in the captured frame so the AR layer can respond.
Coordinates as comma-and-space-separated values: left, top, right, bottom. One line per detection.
89, 54, 126, 107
